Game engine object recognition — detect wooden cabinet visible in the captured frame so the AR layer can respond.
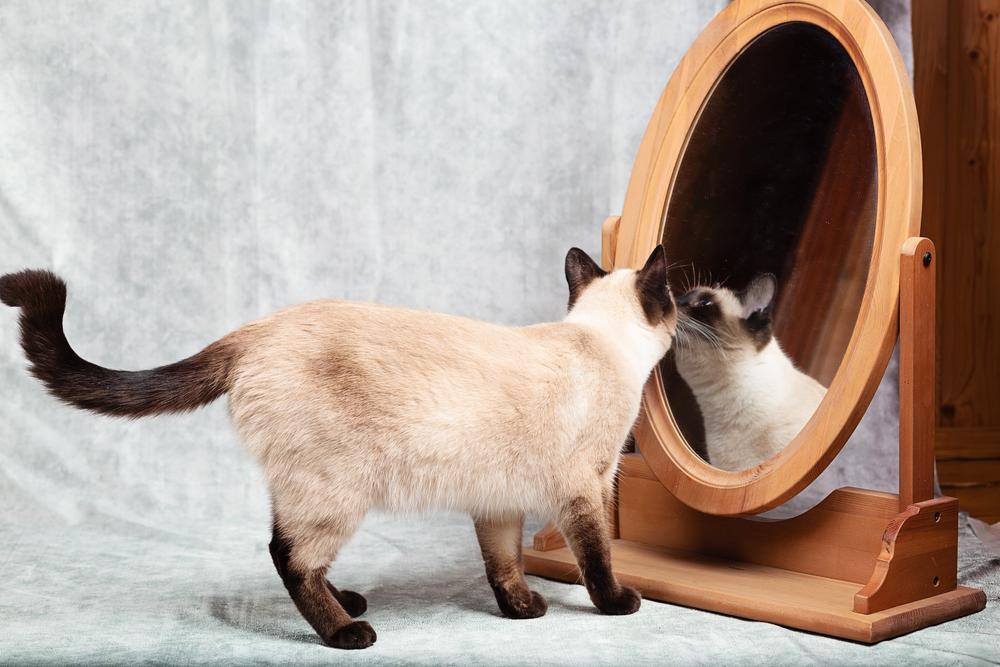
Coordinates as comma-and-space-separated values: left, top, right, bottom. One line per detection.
914, 0, 1000, 522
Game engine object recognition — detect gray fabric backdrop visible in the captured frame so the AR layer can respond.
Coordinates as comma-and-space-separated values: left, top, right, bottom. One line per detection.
1, 2, 995, 665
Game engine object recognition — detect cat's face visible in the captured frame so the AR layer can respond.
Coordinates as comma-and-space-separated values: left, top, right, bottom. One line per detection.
675, 273, 776, 356
563, 245, 677, 350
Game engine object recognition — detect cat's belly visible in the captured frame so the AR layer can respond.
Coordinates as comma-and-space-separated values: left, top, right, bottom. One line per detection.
231, 383, 632, 519
368, 443, 571, 517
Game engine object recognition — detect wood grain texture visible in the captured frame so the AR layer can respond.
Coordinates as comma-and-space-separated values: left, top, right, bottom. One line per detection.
523, 540, 985, 644
914, 0, 1000, 521
854, 497, 959, 613
899, 238, 937, 508
617, 472, 899, 584
600, 216, 620, 271
936, 428, 1000, 458
616, 0, 922, 516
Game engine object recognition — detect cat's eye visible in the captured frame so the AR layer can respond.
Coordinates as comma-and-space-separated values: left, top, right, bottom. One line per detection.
694, 298, 713, 309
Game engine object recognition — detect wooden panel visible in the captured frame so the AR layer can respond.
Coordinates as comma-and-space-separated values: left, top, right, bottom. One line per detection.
936, 427, 1000, 459
613, 454, 901, 585
937, 457, 1000, 482
939, 483, 1000, 518
854, 497, 959, 613
935, 0, 1000, 429
618, 476, 895, 584
939, 453, 1000, 521
523, 541, 986, 644
899, 238, 937, 508
914, 0, 1000, 519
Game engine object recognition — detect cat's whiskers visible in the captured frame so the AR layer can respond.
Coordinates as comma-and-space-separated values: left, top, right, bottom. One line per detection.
677, 316, 725, 352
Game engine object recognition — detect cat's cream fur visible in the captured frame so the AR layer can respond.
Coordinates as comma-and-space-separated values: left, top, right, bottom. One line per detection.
233, 271, 668, 569
0, 245, 676, 650
674, 275, 826, 472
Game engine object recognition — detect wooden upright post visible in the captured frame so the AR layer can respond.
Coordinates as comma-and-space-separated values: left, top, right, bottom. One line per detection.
899, 237, 937, 508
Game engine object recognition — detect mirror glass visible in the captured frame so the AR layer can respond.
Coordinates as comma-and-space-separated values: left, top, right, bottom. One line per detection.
660, 22, 876, 472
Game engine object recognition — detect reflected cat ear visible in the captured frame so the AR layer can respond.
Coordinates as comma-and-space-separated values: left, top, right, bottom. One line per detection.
739, 273, 776, 318
565, 247, 607, 309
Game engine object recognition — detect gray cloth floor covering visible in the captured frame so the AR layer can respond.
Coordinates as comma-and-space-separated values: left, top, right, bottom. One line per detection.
1, 507, 997, 665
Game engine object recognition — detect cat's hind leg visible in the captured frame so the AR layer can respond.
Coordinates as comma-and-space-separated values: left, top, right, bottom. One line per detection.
473, 514, 547, 619
555, 491, 641, 615
269, 514, 375, 649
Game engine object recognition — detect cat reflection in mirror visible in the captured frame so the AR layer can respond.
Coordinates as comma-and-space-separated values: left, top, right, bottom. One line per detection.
674, 273, 826, 472
0, 245, 676, 650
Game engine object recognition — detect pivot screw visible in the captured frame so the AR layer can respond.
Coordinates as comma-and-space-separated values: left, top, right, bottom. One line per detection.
923, 252, 932, 267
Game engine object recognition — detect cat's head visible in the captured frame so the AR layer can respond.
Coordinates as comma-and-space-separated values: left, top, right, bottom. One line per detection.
563, 245, 677, 351
674, 273, 776, 357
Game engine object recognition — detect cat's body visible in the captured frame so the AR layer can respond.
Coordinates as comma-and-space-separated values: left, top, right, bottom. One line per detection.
674, 274, 826, 472
234, 298, 645, 527
0, 246, 676, 650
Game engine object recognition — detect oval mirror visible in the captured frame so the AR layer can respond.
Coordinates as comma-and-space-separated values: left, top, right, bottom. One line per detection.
661, 22, 876, 472
614, 0, 920, 515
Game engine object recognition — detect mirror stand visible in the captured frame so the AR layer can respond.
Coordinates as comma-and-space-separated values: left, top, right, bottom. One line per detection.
523, 227, 986, 643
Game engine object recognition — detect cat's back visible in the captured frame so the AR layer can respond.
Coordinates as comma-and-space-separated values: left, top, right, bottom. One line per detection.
242, 298, 559, 369
229, 299, 597, 413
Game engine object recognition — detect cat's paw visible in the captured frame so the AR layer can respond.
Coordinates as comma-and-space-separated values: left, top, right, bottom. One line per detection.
595, 585, 641, 615
325, 581, 367, 617
327, 620, 377, 650
336, 589, 368, 617
497, 589, 548, 619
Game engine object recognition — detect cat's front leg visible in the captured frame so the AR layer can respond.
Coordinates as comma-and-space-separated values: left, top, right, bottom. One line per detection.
556, 493, 641, 615
473, 515, 548, 619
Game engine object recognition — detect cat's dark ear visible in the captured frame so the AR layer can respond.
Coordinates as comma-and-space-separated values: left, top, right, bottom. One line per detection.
565, 247, 607, 309
739, 273, 776, 348
635, 244, 674, 324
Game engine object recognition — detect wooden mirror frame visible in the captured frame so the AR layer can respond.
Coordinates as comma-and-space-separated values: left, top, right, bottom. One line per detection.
612, 0, 921, 516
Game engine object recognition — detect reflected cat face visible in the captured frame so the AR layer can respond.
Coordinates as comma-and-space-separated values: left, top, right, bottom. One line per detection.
675, 273, 776, 354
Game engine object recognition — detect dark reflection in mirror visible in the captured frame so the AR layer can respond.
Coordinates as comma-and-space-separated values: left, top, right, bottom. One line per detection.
661, 22, 876, 471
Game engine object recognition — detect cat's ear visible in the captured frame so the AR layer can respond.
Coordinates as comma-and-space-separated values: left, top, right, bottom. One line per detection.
739, 273, 775, 346
565, 247, 607, 309
739, 273, 776, 318
635, 244, 674, 324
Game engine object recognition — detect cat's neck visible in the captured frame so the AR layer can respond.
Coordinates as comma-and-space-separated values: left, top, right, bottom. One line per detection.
563, 310, 668, 387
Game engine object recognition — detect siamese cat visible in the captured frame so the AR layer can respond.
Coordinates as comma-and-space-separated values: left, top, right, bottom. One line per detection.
673, 273, 826, 472
0, 245, 676, 650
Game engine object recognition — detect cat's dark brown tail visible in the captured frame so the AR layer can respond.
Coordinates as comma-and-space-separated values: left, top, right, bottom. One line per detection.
0, 269, 239, 418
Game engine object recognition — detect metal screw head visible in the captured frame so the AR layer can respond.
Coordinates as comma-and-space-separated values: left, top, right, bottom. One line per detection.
923, 251, 932, 267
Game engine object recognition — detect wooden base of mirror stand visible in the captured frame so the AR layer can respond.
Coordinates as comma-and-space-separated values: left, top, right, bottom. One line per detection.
523, 236, 986, 643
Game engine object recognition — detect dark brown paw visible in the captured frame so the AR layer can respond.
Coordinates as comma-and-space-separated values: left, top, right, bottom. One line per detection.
336, 590, 368, 617
326, 581, 367, 617
595, 585, 641, 615
327, 620, 377, 649
496, 589, 548, 619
